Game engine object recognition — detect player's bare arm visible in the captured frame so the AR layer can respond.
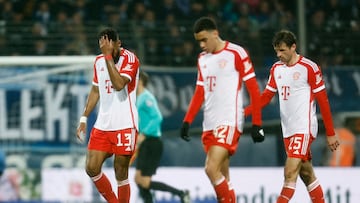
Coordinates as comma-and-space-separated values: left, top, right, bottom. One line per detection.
99, 35, 130, 91
77, 85, 99, 140
83, 85, 99, 117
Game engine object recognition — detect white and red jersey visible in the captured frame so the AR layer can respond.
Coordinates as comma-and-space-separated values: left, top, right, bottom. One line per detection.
92, 48, 139, 131
195, 41, 258, 132
266, 56, 326, 138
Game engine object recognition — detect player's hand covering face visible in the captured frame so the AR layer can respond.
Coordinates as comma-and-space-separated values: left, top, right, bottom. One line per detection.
99, 35, 115, 56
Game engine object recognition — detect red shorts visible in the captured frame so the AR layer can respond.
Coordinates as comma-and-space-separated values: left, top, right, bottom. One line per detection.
202, 125, 241, 156
88, 128, 137, 155
283, 134, 314, 161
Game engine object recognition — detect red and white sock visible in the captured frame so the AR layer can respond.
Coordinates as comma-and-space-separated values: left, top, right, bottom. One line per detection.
228, 181, 236, 203
117, 179, 130, 203
308, 179, 325, 203
92, 172, 117, 203
213, 176, 230, 203
277, 182, 296, 203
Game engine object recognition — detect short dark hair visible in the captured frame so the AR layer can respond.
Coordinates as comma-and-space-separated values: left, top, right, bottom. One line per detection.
139, 70, 149, 87
98, 28, 119, 41
272, 30, 297, 48
193, 17, 217, 34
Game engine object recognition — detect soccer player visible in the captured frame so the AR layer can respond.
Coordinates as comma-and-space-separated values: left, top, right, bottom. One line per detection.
134, 71, 190, 203
76, 28, 139, 203
180, 16, 265, 203
245, 30, 340, 203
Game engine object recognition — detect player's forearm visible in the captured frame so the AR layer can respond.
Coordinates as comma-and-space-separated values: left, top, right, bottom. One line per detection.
244, 89, 273, 117
184, 85, 204, 124
105, 58, 128, 91
245, 77, 262, 125
83, 86, 99, 117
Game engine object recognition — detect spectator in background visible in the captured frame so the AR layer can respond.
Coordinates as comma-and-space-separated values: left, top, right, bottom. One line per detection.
0, 150, 19, 201
6, 9, 28, 55
133, 71, 190, 203
306, 9, 331, 68
48, 10, 71, 55
144, 38, 161, 65
186, 0, 207, 22
325, 116, 356, 167
205, 0, 223, 17
155, 0, 185, 21
0, 35, 7, 56
33, 1, 51, 33
329, 128, 356, 166
32, 37, 48, 55
181, 40, 197, 66
0, 1, 15, 21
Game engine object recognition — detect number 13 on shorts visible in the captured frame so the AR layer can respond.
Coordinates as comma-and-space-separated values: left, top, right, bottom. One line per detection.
113, 128, 137, 154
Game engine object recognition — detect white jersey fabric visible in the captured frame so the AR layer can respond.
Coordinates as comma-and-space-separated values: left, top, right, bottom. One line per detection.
92, 49, 139, 131
266, 56, 325, 138
197, 41, 256, 132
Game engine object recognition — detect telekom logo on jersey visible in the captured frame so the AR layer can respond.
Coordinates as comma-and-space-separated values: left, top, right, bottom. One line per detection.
206, 76, 216, 92
105, 79, 113, 93
281, 86, 290, 100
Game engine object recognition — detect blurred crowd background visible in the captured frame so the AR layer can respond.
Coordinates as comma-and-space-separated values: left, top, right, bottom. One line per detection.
1, 0, 360, 68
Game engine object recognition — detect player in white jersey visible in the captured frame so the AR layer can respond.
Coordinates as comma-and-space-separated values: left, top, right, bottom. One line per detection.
180, 16, 264, 203
245, 30, 340, 203
76, 28, 140, 203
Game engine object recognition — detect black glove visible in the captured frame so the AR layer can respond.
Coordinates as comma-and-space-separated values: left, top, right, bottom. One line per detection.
180, 122, 191, 142
251, 125, 265, 143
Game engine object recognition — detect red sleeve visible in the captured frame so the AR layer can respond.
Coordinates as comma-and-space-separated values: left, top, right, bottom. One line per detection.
315, 89, 336, 136
119, 51, 140, 81
244, 77, 262, 126
93, 56, 102, 85
183, 85, 204, 124
92, 63, 98, 85
244, 88, 275, 117
244, 66, 276, 117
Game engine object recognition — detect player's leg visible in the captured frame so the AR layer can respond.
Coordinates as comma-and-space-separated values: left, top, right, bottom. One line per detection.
300, 161, 324, 202
221, 158, 236, 203
135, 170, 153, 203
136, 137, 190, 202
277, 157, 301, 203
206, 146, 230, 202
202, 126, 240, 203
134, 137, 156, 203
86, 150, 117, 203
114, 154, 132, 203
112, 128, 137, 203
86, 128, 117, 203
277, 134, 313, 203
